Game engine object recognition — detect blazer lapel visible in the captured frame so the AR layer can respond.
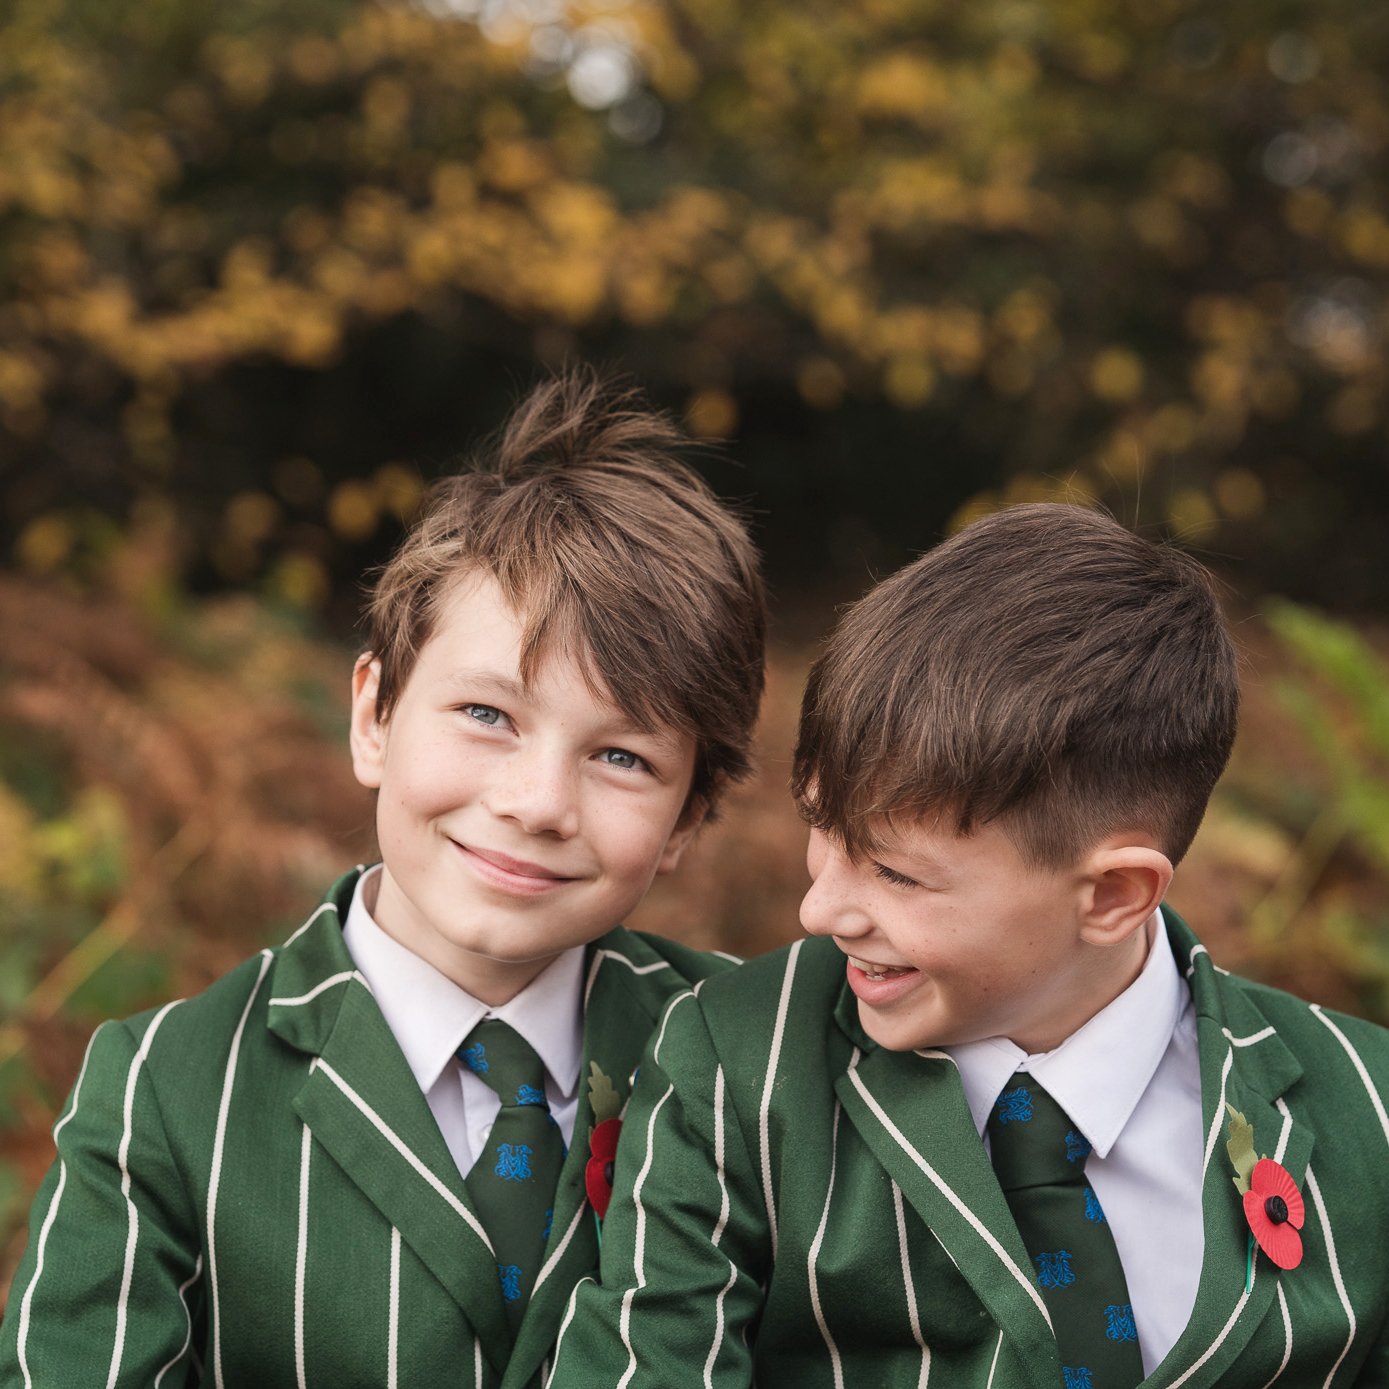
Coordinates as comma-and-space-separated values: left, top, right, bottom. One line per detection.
267, 875, 511, 1377
833, 1006, 1059, 1388
1148, 914, 1311, 1388
506, 929, 689, 1387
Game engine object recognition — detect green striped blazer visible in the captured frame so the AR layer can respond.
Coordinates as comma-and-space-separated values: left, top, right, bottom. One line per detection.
551, 912, 1389, 1388
0, 869, 733, 1388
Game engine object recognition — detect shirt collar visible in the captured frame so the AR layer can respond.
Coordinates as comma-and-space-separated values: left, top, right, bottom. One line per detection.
341, 864, 586, 1100
948, 908, 1189, 1158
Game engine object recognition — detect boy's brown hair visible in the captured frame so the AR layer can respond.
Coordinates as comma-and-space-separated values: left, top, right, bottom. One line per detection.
793, 503, 1239, 867
364, 369, 767, 812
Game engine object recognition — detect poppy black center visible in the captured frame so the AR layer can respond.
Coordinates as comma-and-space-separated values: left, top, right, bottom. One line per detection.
1264, 1194, 1289, 1224
604, 1160, 615, 1186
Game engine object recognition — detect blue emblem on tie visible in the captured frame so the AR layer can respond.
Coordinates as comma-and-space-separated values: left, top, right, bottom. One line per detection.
1105, 1303, 1138, 1342
495, 1142, 534, 1181
460, 1043, 489, 1075
1062, 1369, 1094, 1389
1034, 1250, 1076, 1288
516, 1084, 546, 1106
996, 1086, 1034, 1124
1064, 1129, 1092, 1163
1083, 1187, 1106, 1222
542, 1206, 554, 1242
498, 1264, 523, 1302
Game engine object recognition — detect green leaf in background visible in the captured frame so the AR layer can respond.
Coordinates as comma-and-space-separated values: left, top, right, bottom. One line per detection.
33, 787, 130, 907
0, 726, 71, 822
66, 947, 171, 1022
0, 1159, 24, 1233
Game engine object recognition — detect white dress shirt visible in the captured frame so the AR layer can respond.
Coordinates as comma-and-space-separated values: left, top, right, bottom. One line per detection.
947, 909, 1204, 1377
341, 864, 586, 1179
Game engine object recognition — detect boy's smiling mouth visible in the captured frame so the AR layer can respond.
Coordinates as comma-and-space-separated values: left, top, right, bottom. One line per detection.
842, 953, 924, 1008
454, 842, 579, 893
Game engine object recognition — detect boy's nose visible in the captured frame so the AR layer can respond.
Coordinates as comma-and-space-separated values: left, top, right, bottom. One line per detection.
799, 877, 873, 939
799, 832, 873, 938
484, 748, 580, 838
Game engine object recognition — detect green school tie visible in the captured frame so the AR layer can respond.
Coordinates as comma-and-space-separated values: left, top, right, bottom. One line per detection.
987, 1073, 1144, 1389
459, 1019, 566, 1333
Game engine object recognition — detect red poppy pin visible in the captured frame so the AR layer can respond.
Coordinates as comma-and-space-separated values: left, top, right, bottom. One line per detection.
1226, 1105, 1305, 1272
1242, 1158, 1305, 1270
585, 1062, 625, 1220
586, 1117, 623, 1218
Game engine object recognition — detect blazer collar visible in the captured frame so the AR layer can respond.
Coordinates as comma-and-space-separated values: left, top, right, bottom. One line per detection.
268, 871, 512, 1375
1146, 909, 1310, 1388
829, 980, 1060, 1387
506, 925, 693, 1387
264, 869, 365, 1055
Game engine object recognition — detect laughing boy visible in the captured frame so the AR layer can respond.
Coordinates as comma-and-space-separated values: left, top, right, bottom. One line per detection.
552, 504, 1389, 1388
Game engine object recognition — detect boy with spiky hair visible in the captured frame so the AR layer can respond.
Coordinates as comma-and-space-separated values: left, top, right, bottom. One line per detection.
0, 371, 766, 1388
552, 504, 1389, 1388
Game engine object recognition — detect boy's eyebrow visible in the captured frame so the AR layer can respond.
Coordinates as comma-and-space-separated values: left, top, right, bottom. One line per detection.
443, 670, 528, 700
879, 837, 950, 877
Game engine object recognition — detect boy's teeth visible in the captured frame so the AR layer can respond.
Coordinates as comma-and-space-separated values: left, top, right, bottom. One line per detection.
851, 957, 909, 980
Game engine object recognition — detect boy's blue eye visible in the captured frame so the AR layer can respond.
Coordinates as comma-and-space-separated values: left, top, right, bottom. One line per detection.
600, 748, 643, 771
465, 704, 502, 725
873, 862, 919, 889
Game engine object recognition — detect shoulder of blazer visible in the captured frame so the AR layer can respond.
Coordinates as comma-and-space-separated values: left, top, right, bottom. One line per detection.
604, 926, 739, 988
649, 934, 852, 1104
1223, 970, 1389, 1062
1164, 902, 1389, 1064
690, 933, 844, 1023
578, 926, 736, 1039
118, 868, 364, 1100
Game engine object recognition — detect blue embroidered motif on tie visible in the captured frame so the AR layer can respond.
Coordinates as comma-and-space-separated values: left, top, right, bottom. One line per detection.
461, 1019, 565, 1333
495, 1142, 534, 1181
1105, 1303, 1138, 1342
988, 1072, 1142, 1387
996, 1086, 1034, 1124
1035, 1250, 1076, 1288
542, 1207, 554, 1242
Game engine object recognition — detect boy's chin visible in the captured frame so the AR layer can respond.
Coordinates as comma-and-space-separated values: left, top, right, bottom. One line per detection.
855, 999, 946, 1053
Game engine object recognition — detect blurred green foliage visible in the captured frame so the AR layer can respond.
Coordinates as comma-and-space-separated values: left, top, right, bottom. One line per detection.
0, 735, 161, 1221
1249, 601, 1389, 1019
3, 0, 1389, 609
0, 772, 132, 1010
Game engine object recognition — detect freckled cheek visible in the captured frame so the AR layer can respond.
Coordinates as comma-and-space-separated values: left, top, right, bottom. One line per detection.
403, 752, 486, 804
596, 820, 670, 881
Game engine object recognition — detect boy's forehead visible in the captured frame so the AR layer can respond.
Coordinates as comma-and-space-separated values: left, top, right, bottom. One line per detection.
418, 565, 695, 750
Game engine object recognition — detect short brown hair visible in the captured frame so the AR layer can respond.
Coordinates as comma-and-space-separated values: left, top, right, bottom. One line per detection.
794, 503, 1239, 867
364, 369, 766, 811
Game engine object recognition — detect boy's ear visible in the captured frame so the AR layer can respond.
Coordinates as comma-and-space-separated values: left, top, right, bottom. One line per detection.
655, 797, 708, 875
350, 655, 387, 790
1077, 840, 1174, 948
